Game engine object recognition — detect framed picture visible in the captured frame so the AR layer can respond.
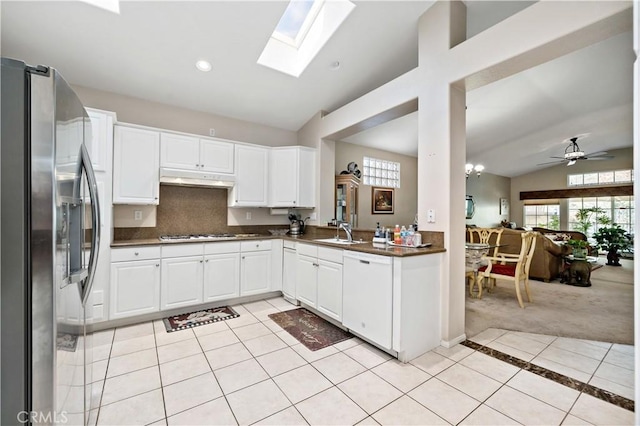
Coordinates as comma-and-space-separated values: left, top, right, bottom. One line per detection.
500, 198, 509, 215
372, 187, 394, 214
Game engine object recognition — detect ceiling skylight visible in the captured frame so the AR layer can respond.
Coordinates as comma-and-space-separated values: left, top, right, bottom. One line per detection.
273, 0, 322, 48
80, 0, 120, 14
258, 0, 355, 78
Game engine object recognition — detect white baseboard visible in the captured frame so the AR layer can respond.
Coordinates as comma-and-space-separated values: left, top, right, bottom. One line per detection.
440, 333, 467, 348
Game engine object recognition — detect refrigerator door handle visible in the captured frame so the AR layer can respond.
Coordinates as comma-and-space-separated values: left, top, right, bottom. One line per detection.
80, 143, 100, 306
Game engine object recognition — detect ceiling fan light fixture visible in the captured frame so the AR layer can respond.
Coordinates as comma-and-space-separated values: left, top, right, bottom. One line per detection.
567, 159, 577, 166
195, 60, 212, 72
465, 163, 484, 178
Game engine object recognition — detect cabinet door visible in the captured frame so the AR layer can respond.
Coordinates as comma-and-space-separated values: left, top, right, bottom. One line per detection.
230, 145, 268, 206
204, 253, 240, 302
342, 255, 392, 349
269, 148, 297, 207
295, 254, 317, 307
160, 133, 200, 171
282, 248, 297, 299
161, 256, 204, 310
297, 148, 315, 208
86, 109, 113, 172
110, 260, 160, 319
317, 260, 343, 322
240, 251, 271, 296
200, 139, 234, 174
113, 126, 160, 204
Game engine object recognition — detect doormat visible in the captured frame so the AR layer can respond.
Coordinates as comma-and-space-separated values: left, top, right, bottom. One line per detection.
268, 308, 353, 351
56, 333, 78, 352
163, 306, 239, 333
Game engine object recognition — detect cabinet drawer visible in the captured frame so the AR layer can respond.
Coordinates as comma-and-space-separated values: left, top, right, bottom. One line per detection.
111, 246, 161, 262
162, 243, 204, 258
240, 240, 272, 252
204, 241, 241, 255
283, 240, 297, 249
318, 247, 343, 264
296, 242, 317, 258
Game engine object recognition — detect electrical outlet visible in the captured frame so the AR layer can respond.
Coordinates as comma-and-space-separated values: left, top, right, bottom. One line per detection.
427, 209, 435, 223
134, 210, 142, 221
246, 212, 252, 220
310, 212, 317, 220
209, 128, 216, 137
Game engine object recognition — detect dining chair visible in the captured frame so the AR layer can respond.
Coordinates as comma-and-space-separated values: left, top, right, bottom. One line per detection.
477, 231, 537, 308
466, 227, 504, 297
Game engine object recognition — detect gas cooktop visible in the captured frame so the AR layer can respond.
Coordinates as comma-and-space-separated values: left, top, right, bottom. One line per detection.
159, 233, 259, 241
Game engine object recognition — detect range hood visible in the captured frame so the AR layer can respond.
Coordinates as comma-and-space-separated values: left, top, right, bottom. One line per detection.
160, 167, 235, 188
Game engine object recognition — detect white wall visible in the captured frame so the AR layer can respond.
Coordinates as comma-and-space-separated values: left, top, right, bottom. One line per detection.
335, 141, 417, 230
73, 85, 297, 147
465, 172, 511, 228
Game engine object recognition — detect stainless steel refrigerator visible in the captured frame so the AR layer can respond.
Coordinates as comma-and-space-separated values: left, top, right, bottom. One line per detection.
1, 58, 101, 425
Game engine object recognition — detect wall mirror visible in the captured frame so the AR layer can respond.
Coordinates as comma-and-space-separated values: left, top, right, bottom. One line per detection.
465, 195, 475, 219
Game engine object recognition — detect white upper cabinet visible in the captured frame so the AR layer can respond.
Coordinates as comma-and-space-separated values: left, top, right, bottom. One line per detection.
229, 144, 269, 207
113, 125, 160, 204
160, 133, 234, 174
85, 108, 115, 172
269, 147, 315, 208
200, 139, 234, 174
160, 133, 200, 171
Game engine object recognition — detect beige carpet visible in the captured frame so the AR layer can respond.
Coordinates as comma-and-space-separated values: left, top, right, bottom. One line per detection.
465, 257, 634, 344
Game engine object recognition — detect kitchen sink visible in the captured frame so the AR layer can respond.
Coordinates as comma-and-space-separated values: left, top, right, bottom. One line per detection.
313, 238, 366, 245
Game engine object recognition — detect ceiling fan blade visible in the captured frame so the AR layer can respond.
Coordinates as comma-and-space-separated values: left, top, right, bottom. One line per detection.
583, 151, 609, 157
536, 159, 565, 166
549, 156, 566, 159
585, 156, 614, 160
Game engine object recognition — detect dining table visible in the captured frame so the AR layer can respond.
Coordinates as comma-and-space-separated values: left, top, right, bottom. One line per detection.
465, 243, 504, 298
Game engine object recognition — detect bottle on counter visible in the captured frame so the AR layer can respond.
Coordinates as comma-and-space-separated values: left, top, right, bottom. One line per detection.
394, 224, 401, 244
400, 225, 407, 245
374, 222, 381, 238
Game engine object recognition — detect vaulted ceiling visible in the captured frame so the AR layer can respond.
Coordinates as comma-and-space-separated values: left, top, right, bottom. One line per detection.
1, 1, 634, 178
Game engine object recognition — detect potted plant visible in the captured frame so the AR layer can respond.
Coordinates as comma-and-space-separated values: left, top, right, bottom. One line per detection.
592, 225, 633, 266
566, 239, 589, 259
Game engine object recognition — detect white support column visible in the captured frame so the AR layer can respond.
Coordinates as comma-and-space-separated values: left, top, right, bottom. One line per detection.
417, 1, 468, 345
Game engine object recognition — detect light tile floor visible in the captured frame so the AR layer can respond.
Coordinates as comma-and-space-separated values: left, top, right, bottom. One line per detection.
90, 297, 635, 425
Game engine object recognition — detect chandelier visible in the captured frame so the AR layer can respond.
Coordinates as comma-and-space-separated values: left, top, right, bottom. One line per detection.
465, 163, 484, 179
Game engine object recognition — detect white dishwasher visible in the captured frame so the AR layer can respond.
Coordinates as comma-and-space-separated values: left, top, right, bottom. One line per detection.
342, 251, 393, 350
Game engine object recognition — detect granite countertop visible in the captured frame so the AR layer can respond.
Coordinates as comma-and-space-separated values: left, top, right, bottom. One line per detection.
111, 234, 445, 257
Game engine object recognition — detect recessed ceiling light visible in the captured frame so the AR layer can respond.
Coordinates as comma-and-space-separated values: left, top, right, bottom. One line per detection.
195, 60, 212, 72
329, 61, 341, 70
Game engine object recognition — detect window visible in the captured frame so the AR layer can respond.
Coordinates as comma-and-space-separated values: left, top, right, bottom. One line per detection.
257, 0, 355, 77
362, 157, 400, 188
568, 169, 633, 186
568, 196, 634, 237
272, 0, 322, 48
523, 204, 560, 230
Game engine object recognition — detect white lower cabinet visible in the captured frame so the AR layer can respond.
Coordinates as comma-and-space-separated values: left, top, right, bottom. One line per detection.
316, 260, 343, 321
110, 247, 161, 320
295, 253, 317, 307
295, 244, 343, 322
282, 245, 297, 300
161, 255, 204, 310
204, 253, 240, 302
342, 251, 393, 349
240, 240, 272, 296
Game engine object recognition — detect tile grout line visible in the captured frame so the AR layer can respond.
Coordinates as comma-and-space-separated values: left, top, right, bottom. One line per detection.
461, 340, 634, 412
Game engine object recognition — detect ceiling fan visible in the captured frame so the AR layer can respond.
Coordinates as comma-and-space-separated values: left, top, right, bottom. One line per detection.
537, 135, 614, 167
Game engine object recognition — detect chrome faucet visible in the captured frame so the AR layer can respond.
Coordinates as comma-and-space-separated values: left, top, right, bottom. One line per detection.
338, 222, 353, 242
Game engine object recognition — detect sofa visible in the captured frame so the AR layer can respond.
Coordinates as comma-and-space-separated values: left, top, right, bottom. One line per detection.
532, 227, 596, 256
467, 228, 568, 282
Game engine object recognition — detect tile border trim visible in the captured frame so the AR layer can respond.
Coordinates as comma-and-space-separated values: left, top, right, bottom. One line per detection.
461, 340, 634, 413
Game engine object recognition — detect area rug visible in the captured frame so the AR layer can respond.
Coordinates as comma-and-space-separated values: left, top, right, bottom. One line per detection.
163, 306, 239, 332
268, 308, 353, 351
